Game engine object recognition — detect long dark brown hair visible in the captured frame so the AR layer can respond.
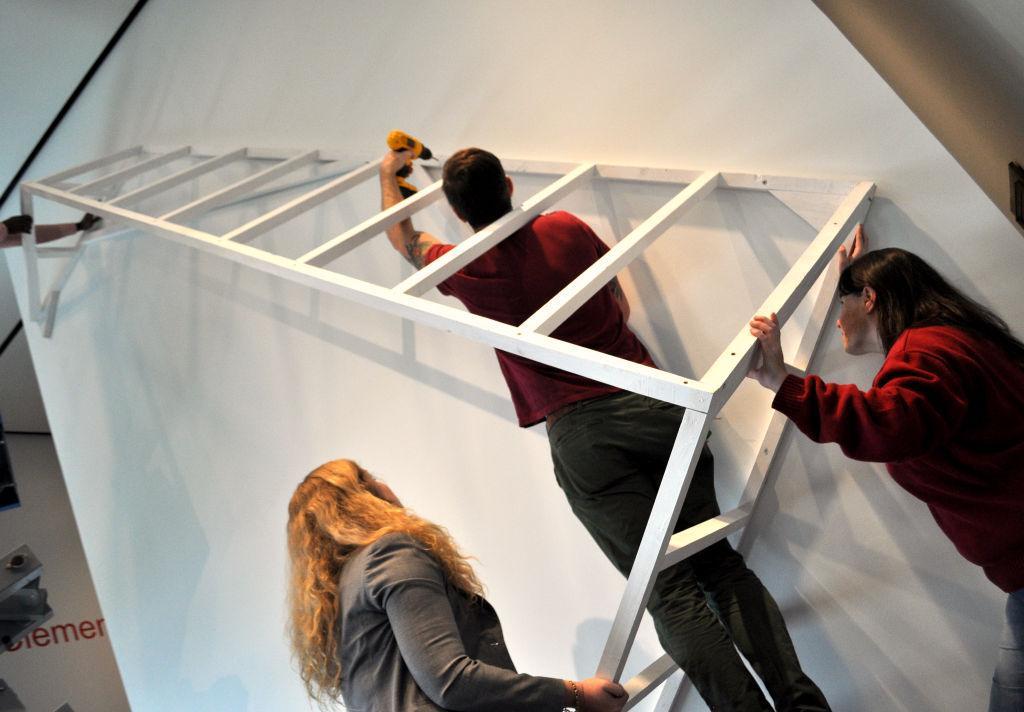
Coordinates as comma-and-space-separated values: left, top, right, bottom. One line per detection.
838, 247, 1024, 364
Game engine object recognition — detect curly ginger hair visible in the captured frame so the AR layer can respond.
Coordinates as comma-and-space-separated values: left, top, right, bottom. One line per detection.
286, 459, 483, 708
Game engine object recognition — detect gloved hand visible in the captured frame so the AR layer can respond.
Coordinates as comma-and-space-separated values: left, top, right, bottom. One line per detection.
76, 213, 102, 232
2, 215, 34, 235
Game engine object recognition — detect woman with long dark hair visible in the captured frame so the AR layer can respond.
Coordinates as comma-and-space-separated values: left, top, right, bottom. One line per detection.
747, 227, 1024, 711
287, 459, 628, 711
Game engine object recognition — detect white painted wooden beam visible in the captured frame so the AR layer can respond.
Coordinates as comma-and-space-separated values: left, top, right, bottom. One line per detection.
791, 267, 843, 374
41, 290, 60, 338
299, 181, 445, 267
40, 232, 87, 338
109, 149, 247, 207
631, 183, 869, 710
394, 163, 596, 297
162, 150, 320, 222
21, 180, 715, 411
622, 654, 678, 710
220, 160, 380, 243
652, 672, 688, 712
596, 409, 711, 682
164, 145, 345, 165
37, 145, 144, 186
146, 145, 857, 195
18, 188, 42, 323
69, 147, 192, 196
702, 181, 875, 413
421, 158, 857, 195
35, 247, 79, 258
659, 505, 752, 571
623, 192, 864, 706
734, 244, 851, 552
716, 172, 855, 195
520, 171, 720, 336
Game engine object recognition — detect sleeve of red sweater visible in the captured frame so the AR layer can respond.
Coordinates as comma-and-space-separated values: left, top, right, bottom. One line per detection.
772, 347, 969, 462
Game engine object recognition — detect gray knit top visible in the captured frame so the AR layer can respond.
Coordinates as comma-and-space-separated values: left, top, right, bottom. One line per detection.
335, 532, 566, 711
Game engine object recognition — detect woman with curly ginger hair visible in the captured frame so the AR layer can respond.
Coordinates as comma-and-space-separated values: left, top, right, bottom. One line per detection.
287, 459, 627, 711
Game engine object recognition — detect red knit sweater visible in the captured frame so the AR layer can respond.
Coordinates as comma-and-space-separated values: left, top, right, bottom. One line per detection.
773, 325, 1024, 592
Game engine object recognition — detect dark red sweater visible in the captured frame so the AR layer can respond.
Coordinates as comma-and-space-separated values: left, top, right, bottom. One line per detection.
425, 211, 654, 427
773, 325, 1024, 592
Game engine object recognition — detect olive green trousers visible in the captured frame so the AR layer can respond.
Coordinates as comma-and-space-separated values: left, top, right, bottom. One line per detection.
547, 392, 830, 712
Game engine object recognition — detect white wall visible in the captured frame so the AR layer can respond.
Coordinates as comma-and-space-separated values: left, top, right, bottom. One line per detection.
1, 0, 136, 430
1, 4, 133, 710
5, 2, 1024, 710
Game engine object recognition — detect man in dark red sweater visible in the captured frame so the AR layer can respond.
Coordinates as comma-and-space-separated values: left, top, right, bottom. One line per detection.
379, 147, 830, 711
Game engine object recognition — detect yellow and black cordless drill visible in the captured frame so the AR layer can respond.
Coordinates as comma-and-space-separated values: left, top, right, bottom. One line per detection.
387, 130, 434, 198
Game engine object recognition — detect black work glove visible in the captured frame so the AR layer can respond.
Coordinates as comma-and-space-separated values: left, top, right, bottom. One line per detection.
76, 213, 101, 232
2, 215, 33, 235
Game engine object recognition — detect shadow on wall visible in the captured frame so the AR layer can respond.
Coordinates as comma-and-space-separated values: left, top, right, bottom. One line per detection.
572, 617, 657, 683
79, 269, 221, 707
81, 266, 260, 710
201, 264, 516, 423
593, 180, 697, 380
743, 415, 1000, 709
49, 220, 517, 428
174, 675, 249, 712
747, 441, 937, 710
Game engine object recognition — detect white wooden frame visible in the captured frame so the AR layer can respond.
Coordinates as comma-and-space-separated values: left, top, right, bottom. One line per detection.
19, 147, 873, 709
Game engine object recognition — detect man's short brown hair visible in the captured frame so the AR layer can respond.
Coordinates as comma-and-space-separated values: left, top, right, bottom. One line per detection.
442, 148, 513, 229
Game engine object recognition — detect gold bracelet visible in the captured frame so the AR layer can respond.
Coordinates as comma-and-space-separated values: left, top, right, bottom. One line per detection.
571, 679, 582, 711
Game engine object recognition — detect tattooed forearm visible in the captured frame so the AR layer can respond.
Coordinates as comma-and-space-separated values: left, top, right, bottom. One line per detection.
609, 276, 630, 320
403, 231, 429, 269
609, 277, 624, 300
